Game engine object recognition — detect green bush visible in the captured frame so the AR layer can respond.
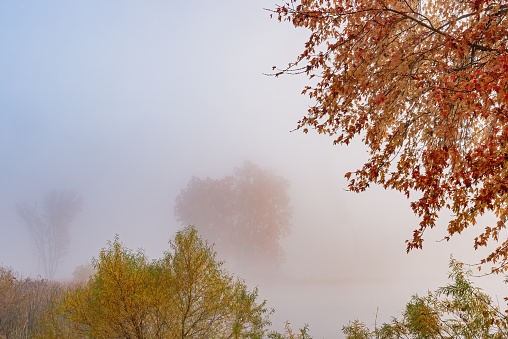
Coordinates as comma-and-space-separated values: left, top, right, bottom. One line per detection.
343, 259, 508, 339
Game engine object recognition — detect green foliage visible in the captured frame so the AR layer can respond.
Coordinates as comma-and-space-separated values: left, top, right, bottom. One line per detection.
268, 322, 313, 339
342, 320, 371, 339
41, 226, 272, 339
342, 259, 508, 338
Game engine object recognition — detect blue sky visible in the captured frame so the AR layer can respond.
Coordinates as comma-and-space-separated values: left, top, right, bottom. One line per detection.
1, 1, 505, 337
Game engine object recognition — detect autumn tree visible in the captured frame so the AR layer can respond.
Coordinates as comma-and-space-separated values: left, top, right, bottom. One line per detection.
175, 162, 292, 271
272, 0, 508, 272
71, 263, 95, 282
42, 227, 272, 339
16, 190, 81, 279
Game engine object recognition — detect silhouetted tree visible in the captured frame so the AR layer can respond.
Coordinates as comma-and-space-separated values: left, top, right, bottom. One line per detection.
16, 190, 81, 280
175, 162, 291, 271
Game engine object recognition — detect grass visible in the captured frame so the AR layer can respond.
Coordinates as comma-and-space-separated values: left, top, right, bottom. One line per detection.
0, 266, 77, 339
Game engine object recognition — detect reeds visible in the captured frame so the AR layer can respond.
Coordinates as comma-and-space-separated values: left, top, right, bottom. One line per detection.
0, 266, 74, 338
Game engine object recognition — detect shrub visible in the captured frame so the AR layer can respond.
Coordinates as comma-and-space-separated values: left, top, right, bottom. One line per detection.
0, 266, 70, 338
41, 226, 272, 339
343, 259, 508, 338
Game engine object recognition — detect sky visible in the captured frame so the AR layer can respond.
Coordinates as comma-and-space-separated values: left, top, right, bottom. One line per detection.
1, 1, 507, 338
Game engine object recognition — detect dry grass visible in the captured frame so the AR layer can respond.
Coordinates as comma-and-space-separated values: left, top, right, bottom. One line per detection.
0, 266, 75, 338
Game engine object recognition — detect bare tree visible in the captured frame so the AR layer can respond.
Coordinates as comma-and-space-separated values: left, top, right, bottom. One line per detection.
16, 191, 81, 280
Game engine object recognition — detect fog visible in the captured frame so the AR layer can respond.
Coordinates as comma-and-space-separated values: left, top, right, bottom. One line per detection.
1, 1, 506, 338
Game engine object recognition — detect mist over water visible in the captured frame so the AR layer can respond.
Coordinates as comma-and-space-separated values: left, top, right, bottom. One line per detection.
1, 1, 507, 338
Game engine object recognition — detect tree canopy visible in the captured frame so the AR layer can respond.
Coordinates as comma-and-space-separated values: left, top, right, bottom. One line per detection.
175, 162, 291, 271
42, 227, 271, 339
273, 0, 508, 272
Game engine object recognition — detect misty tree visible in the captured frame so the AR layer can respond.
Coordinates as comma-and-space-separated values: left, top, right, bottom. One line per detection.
175, 162, 292, 271
16, 190, 81, 280
72, 263, 95, 282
